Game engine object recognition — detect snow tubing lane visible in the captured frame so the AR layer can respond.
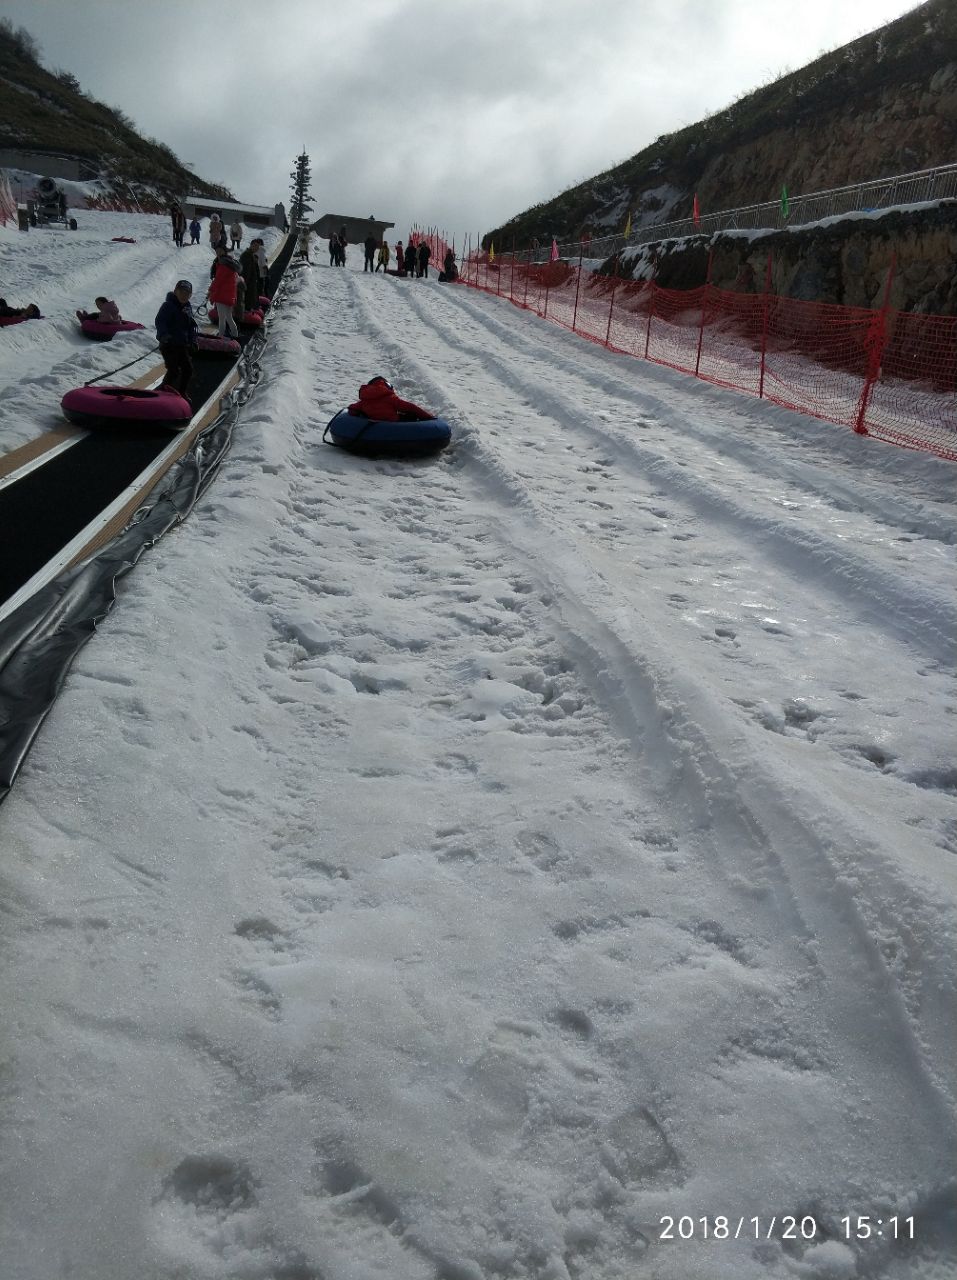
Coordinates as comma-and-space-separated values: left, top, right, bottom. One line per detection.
323, 409, 452, 457
61, 385, 192, 432
78, 318, 146, 341
0, 227, 301, 805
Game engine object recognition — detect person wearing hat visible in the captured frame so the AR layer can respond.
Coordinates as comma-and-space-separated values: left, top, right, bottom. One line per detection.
154, 279, 198, 400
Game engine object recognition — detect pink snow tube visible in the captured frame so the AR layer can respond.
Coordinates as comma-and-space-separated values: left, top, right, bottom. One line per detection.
60, 385, 192, 431
195, 334, 241, 357
79, 317, 146, 341
0, 314, 33, 327
258, 295, 270, 309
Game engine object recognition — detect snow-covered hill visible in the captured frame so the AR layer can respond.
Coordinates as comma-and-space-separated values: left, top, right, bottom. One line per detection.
0, 210, 955, 1280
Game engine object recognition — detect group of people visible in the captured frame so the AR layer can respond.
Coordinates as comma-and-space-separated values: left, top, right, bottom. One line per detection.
169, 204, 246, 253
391, 239, 432, 278
307, 229, 457, 282
206, 236, 269, 338
326, 225, 349, 267
155, 220, 271, 401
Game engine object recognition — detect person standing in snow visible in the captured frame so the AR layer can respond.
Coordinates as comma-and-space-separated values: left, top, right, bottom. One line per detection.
404, 242, 417, 277
208, 214, 223, 251
364, 233, 377, 272
253, 238, 269, 298
375, 241, 390, 272
154, 279, 198, 399
229, 220, 243, 252
394, 240, 403, 276
297, 225, 312, 263
169, 202, 186, 248
207, 245, 241, 338
188, 217, 201, 244
328, 234, 339, 267
417, 240, 431, 278
240, 241, 262, 311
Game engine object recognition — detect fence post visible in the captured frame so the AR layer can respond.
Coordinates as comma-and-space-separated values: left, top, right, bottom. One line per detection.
510, 236, 516, 303
522, 243, 530, 310
694, 249, 714, 378
855, 254, 896, 436
544, 266, 551, 319
644, 282, 655, 359
758, 252, 773, 399
604, 274, 619, 349
572, 239, 584, 333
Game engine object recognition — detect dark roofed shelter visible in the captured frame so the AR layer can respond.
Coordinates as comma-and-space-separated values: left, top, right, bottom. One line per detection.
182, 197, 288, 229
313, 213, 395, 244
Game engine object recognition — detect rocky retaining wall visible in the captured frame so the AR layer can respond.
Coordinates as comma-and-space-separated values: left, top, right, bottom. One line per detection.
613, 203, 957, 315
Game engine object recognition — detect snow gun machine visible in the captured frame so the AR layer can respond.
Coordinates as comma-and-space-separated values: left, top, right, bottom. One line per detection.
27, 177, 77, 229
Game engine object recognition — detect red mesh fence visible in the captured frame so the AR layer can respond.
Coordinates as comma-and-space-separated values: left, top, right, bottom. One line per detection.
437, 242, 957, 462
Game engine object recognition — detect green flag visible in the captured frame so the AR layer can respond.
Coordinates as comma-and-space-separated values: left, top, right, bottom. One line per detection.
781, 185, 789, 220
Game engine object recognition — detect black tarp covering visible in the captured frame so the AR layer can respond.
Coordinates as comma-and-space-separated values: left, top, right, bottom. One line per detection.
0, 231, 296, 805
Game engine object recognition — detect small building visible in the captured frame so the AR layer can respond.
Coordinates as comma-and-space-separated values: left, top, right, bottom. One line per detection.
0, 149, 98, 182
312, 213, 395, 245
182, 196, 288, 229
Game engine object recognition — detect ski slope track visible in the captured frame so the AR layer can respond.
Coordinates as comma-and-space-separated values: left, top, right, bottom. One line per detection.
0, 216, 955, 1280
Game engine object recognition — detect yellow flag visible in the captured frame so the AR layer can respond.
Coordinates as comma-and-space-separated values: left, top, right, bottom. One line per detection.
489, 242, 495, 261
623, 211, 632, 238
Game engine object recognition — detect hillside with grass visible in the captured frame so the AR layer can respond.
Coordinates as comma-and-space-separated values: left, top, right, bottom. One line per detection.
0, 19, 233, 208
486, 0, 956, 249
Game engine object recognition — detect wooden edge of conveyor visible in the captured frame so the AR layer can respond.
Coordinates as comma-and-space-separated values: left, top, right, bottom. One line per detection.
67, 367, 242, 567
0, 426, 81, 479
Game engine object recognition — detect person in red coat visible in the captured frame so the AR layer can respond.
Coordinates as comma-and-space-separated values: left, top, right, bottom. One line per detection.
207, 246, 240, 337
348, 377, 434, 421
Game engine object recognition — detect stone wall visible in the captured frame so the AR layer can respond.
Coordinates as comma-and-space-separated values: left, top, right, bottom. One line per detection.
616, 204, 957, 315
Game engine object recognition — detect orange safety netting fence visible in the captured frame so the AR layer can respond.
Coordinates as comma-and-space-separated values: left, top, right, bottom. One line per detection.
411, 234, 956, 462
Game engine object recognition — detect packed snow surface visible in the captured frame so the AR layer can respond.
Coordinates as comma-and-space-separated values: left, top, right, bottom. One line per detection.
0, 212, 955, 1280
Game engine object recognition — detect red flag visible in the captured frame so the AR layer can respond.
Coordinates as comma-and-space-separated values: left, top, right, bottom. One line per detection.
693, 193, 700, 227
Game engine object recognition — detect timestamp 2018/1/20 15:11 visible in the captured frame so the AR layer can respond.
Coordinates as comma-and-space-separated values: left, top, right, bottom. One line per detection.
841, 1216, 915, 1240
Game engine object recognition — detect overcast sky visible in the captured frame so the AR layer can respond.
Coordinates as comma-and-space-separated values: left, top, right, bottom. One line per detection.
2, 0, 925, 243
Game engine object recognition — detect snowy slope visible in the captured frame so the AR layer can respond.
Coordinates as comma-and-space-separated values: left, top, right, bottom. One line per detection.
0, 212, 955, 1280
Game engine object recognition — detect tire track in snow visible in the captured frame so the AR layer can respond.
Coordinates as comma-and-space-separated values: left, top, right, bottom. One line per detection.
417, 277, 957, 549
344, 270, 957, 1131
383, 278, 956, 667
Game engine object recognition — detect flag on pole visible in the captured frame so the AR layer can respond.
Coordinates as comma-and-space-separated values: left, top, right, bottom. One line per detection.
623, 210, 632, 238
780, 184, 789, 220
550, 237, 559, 262
692, 193, 701, 227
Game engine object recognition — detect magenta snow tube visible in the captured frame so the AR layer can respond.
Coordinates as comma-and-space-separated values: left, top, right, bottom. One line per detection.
60, 384, 192, 432
0, 314, 32, 327
79, 317, 146, 341
258, 295, 270, 309
195, 334, 241, 357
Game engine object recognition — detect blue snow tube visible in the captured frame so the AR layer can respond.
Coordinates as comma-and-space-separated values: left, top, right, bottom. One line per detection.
322, 409, 451, 457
